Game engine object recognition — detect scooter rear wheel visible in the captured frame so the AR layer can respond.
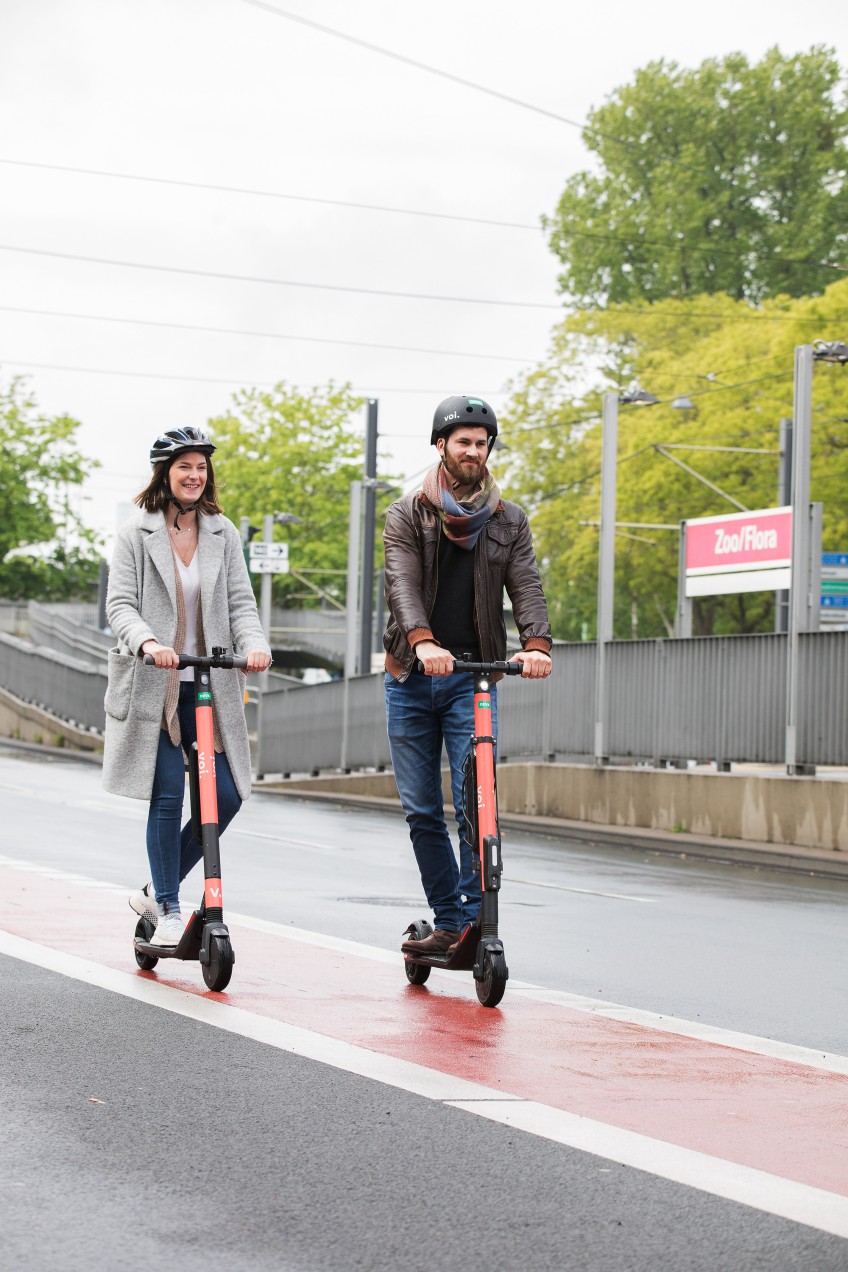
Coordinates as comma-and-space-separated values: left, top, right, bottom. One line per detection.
475, 950, 508, 1008
202, 935, 234, 992
134, 917, 158, 971
404, 959, 431, 985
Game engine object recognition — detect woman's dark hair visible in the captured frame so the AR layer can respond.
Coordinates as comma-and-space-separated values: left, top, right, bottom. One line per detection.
135, 452, 223, 515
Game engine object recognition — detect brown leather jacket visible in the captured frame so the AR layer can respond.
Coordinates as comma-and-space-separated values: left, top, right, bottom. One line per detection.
383, 491, 552, 681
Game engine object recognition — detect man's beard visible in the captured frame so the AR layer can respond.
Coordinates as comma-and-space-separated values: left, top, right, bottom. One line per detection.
442, 451, 483, 489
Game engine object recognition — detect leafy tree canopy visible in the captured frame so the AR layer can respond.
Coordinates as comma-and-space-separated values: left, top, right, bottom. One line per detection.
546, 46, 848, 307
500, 278, 848, 640
0, 375, 102, 600
208, 381, 382, 608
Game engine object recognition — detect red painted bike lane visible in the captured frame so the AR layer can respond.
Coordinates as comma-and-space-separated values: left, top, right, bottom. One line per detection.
1, 859, 846, 1201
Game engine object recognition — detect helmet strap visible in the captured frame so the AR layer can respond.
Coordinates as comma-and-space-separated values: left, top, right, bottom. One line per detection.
165, 491, 199, 530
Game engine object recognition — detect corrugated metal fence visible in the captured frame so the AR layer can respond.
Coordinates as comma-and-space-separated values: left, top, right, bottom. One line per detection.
2, 607, 847, 771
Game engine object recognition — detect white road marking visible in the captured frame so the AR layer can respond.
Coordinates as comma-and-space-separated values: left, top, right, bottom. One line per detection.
0, 853, 846, 1076
446, 1099, 848, 1240
1, 926, 847, 1241
509, 876, 657, 902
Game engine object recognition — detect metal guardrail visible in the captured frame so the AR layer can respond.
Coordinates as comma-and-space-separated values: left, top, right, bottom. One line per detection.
3, 609, 848, 773
0, 632, 106, 733
28, 601, 113, 666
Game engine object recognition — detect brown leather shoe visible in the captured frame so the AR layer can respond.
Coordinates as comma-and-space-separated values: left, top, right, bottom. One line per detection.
401, 928, 460, 954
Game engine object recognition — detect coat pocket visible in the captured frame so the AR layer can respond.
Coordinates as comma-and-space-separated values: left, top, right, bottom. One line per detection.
130, 659, 170, 722
104, 649, 136, 721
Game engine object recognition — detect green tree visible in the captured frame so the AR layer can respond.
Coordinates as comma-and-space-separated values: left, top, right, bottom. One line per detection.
501, 279, 848, 640
546, 47, 848, 307
208, 381, 377, 608
0, 376, 102, 599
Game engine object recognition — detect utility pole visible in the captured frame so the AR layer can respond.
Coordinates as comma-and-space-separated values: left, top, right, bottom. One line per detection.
259, 513, 274, 694
344, 482, 362, 680
358, 398, 379, 676
786, 348, 812, 775
593, 392, 618, 765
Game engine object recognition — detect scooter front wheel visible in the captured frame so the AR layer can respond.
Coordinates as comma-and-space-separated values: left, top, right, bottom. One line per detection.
134, 917, 158, 971
404, 959, 431, 985
202, 935, 234, 992
475, 949, 508, 1008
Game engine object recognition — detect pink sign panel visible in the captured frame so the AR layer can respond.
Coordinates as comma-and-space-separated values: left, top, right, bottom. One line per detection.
686, 507, 792, 575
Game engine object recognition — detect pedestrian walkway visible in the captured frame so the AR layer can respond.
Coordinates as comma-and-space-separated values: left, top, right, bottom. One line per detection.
1, 853, 847, 1239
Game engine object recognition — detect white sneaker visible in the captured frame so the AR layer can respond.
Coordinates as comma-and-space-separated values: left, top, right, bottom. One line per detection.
150, 912, 185, 948
129, 883, 158, 924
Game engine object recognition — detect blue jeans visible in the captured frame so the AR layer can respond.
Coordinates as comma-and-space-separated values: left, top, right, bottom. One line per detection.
385, 670, 497, 932
146, 682, 241, 909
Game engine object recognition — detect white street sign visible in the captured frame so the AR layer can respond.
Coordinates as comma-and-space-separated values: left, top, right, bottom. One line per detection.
250, 542, 289, 559
250, 557, 289, 574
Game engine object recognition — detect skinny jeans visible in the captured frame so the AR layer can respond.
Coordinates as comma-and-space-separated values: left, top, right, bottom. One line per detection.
385, 670, 497, 933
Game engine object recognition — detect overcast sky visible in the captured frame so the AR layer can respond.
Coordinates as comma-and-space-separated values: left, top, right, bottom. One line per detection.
2, 0, 846, 550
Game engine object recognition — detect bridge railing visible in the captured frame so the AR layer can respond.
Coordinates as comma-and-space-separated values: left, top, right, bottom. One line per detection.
3, 611, 848, 772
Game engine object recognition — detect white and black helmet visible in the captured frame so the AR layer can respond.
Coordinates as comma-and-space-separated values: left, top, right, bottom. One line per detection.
150, 426, 216, 467
430, 395, 498, 453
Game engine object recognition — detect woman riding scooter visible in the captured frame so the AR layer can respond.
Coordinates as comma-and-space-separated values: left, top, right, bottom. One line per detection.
102, 427, 271, 948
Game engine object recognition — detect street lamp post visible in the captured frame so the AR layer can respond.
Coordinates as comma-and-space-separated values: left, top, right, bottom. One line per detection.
785, 341, 847, 775
594, 386, 657, 765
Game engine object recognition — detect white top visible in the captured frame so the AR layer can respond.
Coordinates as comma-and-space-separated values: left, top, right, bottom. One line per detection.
174, 549, 201, 682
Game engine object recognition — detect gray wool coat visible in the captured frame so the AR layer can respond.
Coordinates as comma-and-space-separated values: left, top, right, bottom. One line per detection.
102, 509, 270, 802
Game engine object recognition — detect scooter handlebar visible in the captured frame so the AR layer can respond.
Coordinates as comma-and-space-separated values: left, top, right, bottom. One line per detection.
415, 658, 524, 676
142, 651, 249, 670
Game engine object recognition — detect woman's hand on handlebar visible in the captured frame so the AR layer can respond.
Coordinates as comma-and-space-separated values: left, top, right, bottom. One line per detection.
245, 650, 272, 673
511, 650, 552, 679
140, 640, 179, 669
413, 641, 455, 677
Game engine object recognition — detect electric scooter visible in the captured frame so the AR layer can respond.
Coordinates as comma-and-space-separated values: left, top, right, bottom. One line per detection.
402, 657, 524, 1008
133, 647, 246, 992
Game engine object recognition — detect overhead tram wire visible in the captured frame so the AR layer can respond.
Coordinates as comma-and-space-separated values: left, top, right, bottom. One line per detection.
0, 244, 559, 310
510, 369, 796, 436
0, 304, 535, 364
0, 357, 498, 394
2, 243, 842, 325
0, 159, 540, 234
240, 0, 707, 178
3, 159, 843, 276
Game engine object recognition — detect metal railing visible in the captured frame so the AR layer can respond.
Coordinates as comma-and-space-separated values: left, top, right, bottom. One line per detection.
3, 613, 848, 772
28, 601, 113, 666
0, 632, 106, 733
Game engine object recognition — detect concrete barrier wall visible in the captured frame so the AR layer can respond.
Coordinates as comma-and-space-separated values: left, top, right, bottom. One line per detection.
274, 761, 848, 855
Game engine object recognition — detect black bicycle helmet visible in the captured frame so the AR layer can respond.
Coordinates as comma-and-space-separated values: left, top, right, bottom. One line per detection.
430, 395, 498, 452
150, 426, 216, 466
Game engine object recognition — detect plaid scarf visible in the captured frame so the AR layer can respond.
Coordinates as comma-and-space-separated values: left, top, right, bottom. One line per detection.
421, 462, 501, 550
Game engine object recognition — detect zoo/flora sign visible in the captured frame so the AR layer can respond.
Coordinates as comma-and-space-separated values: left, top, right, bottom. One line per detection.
684, 506, 792, 597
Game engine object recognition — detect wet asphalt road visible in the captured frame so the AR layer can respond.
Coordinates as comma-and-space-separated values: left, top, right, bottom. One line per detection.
2, 746, 847, 1270
2, 746, 846, 1054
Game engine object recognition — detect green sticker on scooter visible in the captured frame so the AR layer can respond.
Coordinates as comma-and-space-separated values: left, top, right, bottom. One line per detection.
477, 700, 491, 709
198, 690, 212, 704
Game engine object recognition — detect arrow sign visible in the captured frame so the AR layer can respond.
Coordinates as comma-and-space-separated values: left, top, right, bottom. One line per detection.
250, 542, 289, 560
250, 557, 289, 574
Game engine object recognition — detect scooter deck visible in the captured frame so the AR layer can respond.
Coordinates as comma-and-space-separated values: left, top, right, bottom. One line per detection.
403, 923, 480, 972
134, 910, 204, 962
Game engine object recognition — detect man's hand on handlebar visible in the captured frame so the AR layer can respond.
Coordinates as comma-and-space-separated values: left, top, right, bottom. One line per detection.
140, 640, 179, 668
413, 640, 455, 677
245, 650, 272, 673
510, 649, 552, 679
